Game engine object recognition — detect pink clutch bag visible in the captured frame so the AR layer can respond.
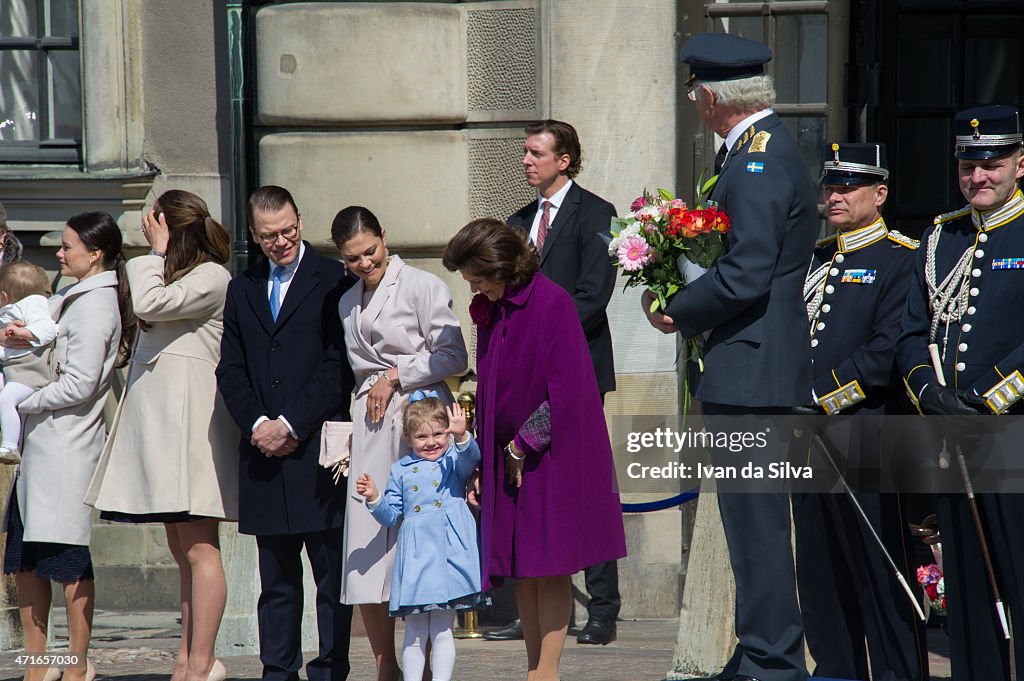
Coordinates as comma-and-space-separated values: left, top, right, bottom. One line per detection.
319, 421, 353, 484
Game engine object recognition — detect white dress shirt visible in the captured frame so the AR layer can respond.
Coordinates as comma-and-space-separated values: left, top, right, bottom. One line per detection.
253, 242, 307, 437
528, 179, 575, 245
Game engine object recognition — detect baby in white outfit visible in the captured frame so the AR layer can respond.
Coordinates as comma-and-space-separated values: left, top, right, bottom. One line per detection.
0, 262, 58, 464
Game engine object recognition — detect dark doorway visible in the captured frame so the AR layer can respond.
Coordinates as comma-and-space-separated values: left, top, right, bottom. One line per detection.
849, 0, 1024, 237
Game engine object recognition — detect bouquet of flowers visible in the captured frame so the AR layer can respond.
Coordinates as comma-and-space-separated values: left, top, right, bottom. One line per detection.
608, 179, 730, 412
609, 187, 730, 313
916, 563, 946, 617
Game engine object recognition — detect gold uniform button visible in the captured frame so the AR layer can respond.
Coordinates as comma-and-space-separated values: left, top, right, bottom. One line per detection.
413, 466, 419, 473
414, 505, 421, 512
433, 481, 439, 487
435, 500, 442, 508
412, 485, 419, 492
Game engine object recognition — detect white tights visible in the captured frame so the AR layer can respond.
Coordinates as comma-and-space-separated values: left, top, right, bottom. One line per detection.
0, 377, 33, 450
402, 610, 456, 681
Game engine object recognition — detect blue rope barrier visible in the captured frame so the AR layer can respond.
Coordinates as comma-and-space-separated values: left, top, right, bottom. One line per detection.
621, 488, 699, 513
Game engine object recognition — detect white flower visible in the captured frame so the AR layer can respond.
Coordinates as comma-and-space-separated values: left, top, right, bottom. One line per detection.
608, 220, 642, 255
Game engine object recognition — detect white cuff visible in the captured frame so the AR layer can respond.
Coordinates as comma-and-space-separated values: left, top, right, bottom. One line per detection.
251, 415, 270, 433
278, 415, 299, 439
366, 494, 382, 509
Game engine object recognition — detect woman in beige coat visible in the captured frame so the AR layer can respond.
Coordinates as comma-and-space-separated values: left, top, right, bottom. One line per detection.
331, 206, 468, 681
2, 212, 133, 681
85, 191, 236, 681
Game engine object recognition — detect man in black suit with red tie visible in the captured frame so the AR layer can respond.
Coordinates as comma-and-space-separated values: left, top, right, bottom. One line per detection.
485, 120, 620, 645
216, 185, 355, 681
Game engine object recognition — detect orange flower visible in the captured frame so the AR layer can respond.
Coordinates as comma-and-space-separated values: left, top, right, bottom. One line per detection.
707, 207, 731, 233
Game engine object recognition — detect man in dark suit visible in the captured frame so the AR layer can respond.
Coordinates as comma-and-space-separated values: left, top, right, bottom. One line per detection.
216, 185, 355, 681
794, 143, 927, 681
644, 33, 818, 681
484, 120, 620, 646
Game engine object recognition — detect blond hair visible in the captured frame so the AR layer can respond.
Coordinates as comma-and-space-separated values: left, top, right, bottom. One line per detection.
0, 261, 51, 303
403, 397, 448, 438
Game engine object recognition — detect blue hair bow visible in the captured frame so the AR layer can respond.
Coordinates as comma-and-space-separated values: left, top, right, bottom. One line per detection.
409, 389, 440, 403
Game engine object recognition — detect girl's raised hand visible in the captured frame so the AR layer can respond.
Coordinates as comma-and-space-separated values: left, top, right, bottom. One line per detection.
356, 473, 378, 501
446, 402, 467, 439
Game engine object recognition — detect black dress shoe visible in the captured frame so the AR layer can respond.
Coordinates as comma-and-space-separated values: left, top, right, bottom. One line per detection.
483, 618, 523, 640
576, 617, 616, 645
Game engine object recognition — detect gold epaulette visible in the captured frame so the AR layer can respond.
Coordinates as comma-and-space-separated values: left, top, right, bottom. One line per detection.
815, 234, 838, 249
887, 230, 919, 250
933, 205, 971, 225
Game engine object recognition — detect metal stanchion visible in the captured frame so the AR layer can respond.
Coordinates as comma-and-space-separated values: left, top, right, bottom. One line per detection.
455, 610, 483, 639
453, 390, 483, 639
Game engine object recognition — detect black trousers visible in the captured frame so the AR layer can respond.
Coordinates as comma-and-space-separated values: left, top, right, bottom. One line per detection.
256, 527, 352, 681
793, 492, 928, 681
583, 560, 620, 621
939, 492, 1024, 681
704, 403, 806, 681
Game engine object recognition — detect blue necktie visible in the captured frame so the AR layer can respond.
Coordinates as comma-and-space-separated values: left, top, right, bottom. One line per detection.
269, 265, 285, 321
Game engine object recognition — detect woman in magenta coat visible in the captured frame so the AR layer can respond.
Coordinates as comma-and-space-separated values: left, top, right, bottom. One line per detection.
443, 218, 626, 681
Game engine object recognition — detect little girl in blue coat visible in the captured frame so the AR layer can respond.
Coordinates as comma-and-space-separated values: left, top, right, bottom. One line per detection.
356, 391, 485, 681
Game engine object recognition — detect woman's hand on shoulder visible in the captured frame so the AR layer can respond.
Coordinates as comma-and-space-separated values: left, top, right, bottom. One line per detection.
0, 321, 33, 349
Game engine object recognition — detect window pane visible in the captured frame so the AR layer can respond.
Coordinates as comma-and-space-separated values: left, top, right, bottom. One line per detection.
893, 117, 955, 213
711, 17, 763, 45
48, 50, 80, 140
0, 50, 40, 142
781, 116, 827, 185
774, 14, 827, 104
47, 0, 78, 37
0, 0, 39, 38
965, 16, 1021, 105
897, 15, 954, 106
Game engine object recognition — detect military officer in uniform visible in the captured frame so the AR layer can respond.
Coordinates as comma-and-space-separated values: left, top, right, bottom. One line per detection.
644, 33, 818, 681
896, 105, 1024, 681
794, 143, 928, 681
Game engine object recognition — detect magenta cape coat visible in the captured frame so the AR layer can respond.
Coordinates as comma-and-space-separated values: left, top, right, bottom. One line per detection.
474, 273, 626, 588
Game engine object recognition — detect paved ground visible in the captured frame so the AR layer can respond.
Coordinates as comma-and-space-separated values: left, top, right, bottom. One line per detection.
0, 610, 952, 680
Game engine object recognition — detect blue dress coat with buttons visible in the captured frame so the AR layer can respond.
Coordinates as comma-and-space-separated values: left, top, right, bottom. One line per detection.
807, 223, 917, 414
898, 197, 1024, 408
369, 436, 482, 615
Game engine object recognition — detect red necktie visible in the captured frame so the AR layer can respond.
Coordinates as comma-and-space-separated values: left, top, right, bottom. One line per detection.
536, 200, 553, 252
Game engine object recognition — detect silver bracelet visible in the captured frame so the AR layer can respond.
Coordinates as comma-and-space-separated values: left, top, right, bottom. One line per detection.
505, 442, 525, 461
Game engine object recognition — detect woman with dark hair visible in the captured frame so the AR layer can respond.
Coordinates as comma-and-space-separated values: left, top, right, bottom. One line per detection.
331, 205, 468, 681
1, 211, 132, 681
442, 218, 626, 681
85, 190, 236, 681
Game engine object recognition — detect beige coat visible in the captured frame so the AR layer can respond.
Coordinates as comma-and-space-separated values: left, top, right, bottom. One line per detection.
339, 255, 468, 604
85, 257, 239, 520
14, 272, 121, 546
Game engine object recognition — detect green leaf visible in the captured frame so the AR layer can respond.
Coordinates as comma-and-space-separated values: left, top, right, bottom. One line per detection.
657, 188, 675, 202
701, 175, 719, 194
649, 297, 661, 314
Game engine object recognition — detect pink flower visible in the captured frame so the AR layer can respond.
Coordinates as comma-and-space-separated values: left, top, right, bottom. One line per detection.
616, 236, 654, 272
630, 196, 648, 212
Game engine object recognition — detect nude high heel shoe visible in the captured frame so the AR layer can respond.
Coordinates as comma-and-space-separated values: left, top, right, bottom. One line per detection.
42, 668, 61, 681
206, 660, 227, 681
85, 660, 95, 681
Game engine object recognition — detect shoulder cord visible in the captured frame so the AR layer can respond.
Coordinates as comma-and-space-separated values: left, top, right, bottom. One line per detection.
803, 260, 831, 334
924, 227, 973, 360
